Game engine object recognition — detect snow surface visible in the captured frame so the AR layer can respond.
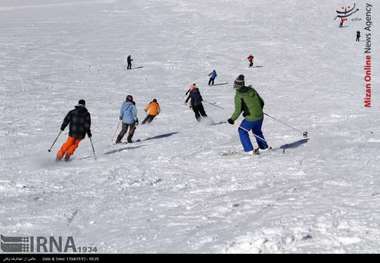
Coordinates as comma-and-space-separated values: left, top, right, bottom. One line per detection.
0, 0, 379, 253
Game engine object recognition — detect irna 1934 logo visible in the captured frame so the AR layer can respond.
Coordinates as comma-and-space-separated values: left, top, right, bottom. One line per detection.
0, 234, 97, 253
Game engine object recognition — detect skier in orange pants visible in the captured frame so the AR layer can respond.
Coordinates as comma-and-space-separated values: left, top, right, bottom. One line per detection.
57, 137, 82, 161
56, 99, 92, 161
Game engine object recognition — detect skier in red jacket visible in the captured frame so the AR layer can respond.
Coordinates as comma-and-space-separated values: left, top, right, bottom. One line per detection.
247, 54, 254, 67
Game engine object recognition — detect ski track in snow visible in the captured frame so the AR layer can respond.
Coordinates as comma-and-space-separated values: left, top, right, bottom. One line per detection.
0, 0, 379, 253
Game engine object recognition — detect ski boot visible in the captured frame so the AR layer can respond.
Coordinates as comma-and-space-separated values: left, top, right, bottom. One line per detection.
254, 146, 272, 155
64, 154, 71, 162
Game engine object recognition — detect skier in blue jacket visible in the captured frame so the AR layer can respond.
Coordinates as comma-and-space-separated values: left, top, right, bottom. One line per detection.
208, 70, 217, 86
115, 95, 138, 143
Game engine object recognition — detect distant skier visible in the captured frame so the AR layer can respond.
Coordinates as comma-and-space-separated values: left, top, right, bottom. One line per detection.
227, 74, 269, 155
356, 31, 361, 42
247, 54, 254, 67
142, 98, 160, 124
208, 70, 218, 86
56, 99, 92, 161
126, 55, 133, 70
115, 95, 138, 143
185, 83, 208, 122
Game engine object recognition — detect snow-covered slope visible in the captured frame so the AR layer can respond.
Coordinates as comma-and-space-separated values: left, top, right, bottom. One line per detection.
0, 0, 379, 253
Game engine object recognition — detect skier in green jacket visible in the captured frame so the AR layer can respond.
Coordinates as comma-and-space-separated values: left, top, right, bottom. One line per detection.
227, 74, 269, 154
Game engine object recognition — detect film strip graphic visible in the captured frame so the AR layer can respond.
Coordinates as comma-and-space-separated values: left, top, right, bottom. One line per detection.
1, 235, 31, 253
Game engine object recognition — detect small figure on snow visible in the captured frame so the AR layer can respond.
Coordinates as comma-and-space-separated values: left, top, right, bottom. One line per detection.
247, 54, 254, 67
142, 98, 160, 124
208, 69, 218, 86
56, 99, 92, 161
185, 83, 208, 122
356, 31, 361, 42
227, 74, 270, 155
115, 95, 138, 143
126, 55, 133, 70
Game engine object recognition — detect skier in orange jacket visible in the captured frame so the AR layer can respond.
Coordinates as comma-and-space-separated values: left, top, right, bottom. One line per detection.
142, 99, 160, 124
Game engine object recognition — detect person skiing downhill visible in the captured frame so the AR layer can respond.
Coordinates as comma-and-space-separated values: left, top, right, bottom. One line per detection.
208, 70, 218, 86
126, 55, 133, 70
142, 98, 160, 124
56, 99, 92, 161
185, 83, 208, 122
115, 95, 138, 143
227, 74, 269, 155
247, 54, 254, 67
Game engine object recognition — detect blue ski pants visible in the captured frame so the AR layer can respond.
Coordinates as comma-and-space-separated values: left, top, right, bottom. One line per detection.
238, 118, 268, 152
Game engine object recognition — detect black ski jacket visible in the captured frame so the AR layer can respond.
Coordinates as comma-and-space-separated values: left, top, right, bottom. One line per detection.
185, 88, 204, 107
61, 105, 92, 139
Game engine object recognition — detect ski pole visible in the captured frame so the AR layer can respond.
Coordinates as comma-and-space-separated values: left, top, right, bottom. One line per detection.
48, 130, 62, 152
89, 137, 97, 160
112, 121, 121, 143
264, 112, 308, 138
238, 126, 269, 145
204, 100, 225, 110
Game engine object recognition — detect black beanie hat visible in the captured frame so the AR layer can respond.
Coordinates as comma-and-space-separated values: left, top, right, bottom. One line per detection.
78, 99, 86, 106
126, 95, 133, 102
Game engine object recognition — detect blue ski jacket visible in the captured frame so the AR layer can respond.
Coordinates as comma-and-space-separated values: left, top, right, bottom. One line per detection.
120, 101, 138, 124
209, 70, 217, 79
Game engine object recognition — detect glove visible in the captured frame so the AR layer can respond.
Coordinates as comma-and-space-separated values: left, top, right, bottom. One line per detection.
227, 118, 234, 125
87, 131, 92, 138
135, 119, 139, 125
119, 116, 122, 121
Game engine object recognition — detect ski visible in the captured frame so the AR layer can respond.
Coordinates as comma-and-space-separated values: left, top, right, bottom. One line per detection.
221, 150, 249, 157
112, 139, 142, 145
221, 148, 273, 157
121, 139, 142, 144
221, 140, 309, 157
211, 121, 227, 126
212, 82, 229, 86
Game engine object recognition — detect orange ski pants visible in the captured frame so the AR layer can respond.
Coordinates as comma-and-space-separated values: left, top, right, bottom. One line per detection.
56, 136, 81, 160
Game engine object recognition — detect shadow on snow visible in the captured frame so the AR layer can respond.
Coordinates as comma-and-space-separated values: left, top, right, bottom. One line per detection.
103, 132, 179, 155
279, 138, 309, 153
142, 131, 179, 142
212, 82, 229, 86
104, 145, 146, 155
